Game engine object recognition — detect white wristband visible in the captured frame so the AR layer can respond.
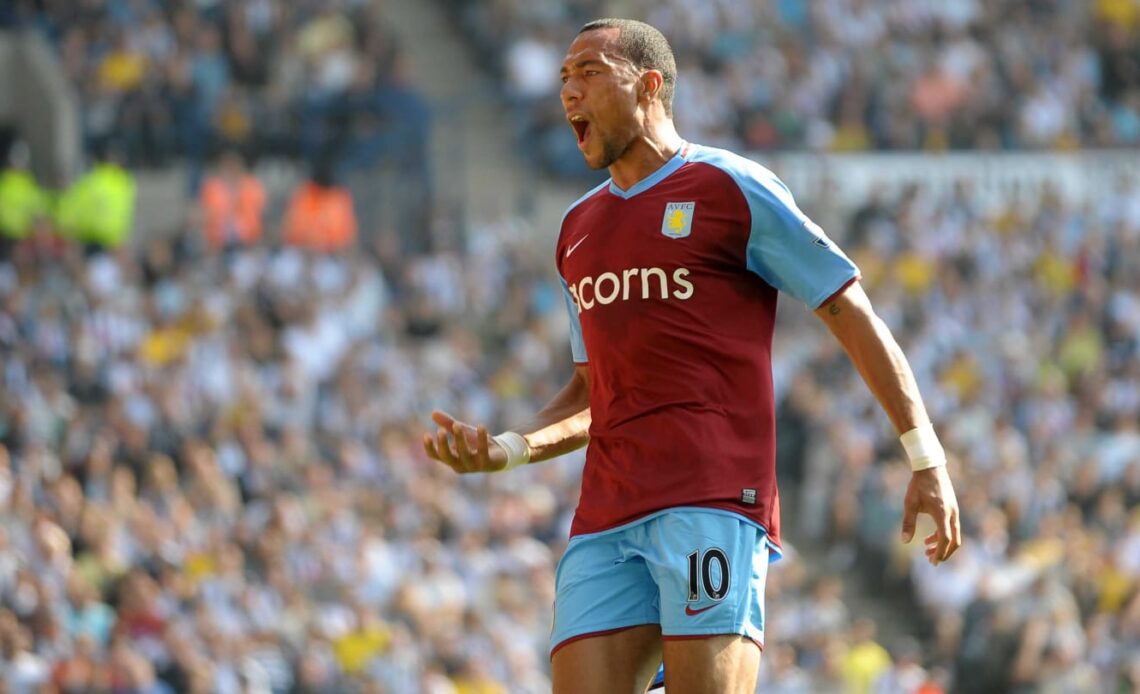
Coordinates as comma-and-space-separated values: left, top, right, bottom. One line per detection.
491, 432, 531, 471
900, 423, 946, 472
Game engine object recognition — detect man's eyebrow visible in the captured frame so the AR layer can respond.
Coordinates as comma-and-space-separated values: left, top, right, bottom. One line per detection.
560, 59, 606, 75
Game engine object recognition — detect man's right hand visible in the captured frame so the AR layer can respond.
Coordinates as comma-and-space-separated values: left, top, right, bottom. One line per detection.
422, 410, 509, 473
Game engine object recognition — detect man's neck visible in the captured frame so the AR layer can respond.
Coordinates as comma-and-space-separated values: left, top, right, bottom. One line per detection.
608, 120, 684, 191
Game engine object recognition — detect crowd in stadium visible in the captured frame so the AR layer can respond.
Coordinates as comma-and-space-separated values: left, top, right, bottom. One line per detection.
0, 196, 868, 692
447, 0, 1140, 174
2, 1, 1140, 693
0, 0, 430, 189
4, 157, 1140, 691
779, 173, 1140, 692
0, 215, 576, 692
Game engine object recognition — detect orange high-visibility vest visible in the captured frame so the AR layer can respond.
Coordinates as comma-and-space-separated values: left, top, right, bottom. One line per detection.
199, 175, 267, 249
282, 182, 357, 252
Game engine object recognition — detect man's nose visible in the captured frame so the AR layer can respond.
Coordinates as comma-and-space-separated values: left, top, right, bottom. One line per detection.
561, 80, 581, 106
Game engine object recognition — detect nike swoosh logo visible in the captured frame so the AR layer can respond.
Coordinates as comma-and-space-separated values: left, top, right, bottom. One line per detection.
565, 234, 590, 258
685, 604, 717, 616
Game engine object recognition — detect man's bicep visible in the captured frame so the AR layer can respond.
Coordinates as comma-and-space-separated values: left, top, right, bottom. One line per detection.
811, 279, 889, 348
814, 279, 877, 338
568, 364, 591, 410
574, 364, 591, 391
546, 364, 591, 418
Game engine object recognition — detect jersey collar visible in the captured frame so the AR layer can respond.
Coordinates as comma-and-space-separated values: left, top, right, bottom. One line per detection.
607, 143, 692, 200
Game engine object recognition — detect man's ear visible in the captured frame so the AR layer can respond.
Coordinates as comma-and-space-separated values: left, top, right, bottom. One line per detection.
641, 69, 664, 103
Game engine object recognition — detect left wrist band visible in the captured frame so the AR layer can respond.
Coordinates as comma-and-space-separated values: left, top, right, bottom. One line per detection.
900, 423, 946, 472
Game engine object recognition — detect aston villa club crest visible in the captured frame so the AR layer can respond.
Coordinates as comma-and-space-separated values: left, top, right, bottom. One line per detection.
662, 201, 696, 239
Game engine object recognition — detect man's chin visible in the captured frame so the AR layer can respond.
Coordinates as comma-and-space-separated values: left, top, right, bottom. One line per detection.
580, 149, 615, 171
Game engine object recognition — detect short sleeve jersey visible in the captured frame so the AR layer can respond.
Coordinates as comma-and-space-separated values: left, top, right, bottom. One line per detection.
556, 143, 860, 552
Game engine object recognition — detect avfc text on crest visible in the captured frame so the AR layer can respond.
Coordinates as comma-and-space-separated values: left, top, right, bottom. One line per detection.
662, 202, 696, 239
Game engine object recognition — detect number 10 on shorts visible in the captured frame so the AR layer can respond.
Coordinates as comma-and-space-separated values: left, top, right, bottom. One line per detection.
686, 547, 731, 602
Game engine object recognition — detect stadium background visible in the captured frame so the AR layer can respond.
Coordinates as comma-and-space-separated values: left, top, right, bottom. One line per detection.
1, 1, 1139, 692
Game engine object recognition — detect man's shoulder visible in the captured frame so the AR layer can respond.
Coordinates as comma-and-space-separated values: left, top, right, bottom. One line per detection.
685, 144, 781, 190
561, 179, 612, 224
556, 180, 611, 237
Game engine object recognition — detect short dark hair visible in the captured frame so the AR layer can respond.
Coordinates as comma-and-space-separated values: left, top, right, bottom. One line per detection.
579, 18, 677, 116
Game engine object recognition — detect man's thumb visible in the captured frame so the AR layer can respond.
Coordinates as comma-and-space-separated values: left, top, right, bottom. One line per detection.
901, 507, 917, 543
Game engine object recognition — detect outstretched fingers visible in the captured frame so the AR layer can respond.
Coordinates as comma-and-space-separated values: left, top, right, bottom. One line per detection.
422, 432, 438, 460
453, 423, 475, 471
422, 430, 452, 464
435, 427, 461, 470
477, 425, 490, 462
431, 410, 457, 431
423, 413, 497, 474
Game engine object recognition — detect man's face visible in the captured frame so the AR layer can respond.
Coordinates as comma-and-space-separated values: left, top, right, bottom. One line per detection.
560, 28, 643, 170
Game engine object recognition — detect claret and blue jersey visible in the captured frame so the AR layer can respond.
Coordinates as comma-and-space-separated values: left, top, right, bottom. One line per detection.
556, 143, 860, 551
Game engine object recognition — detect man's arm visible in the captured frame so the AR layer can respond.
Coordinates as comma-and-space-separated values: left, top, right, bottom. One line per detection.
423, 364, 591, 473
815, 280, 962, 564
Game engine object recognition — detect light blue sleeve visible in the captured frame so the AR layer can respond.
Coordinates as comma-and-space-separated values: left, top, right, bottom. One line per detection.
740, 170, 859, 308
560, 275, 588, 363
693, 148, 859, 308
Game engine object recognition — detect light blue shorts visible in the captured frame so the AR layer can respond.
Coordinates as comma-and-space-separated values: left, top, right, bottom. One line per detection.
550, 507, 770, 656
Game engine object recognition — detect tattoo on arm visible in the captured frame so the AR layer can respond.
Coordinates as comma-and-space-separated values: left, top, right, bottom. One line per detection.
828, 303, 841, 316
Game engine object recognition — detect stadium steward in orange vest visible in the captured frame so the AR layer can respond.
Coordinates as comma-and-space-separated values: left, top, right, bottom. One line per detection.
282, 160, 357, 252
198, 150, 267, 250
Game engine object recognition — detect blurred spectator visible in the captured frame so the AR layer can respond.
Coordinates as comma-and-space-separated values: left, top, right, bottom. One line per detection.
871, 637, 937, 694
761, 644, 811, 693
281, 157, 357, 252
198, 150, 267, 252
841, 618, 892, 694
3, 623, 52, 693
55, 142, 136, 250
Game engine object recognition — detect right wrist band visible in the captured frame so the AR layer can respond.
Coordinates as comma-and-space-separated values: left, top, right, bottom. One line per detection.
491, 431, 531, 471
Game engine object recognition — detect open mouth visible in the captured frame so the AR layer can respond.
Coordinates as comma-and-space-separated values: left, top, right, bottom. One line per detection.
570, 116, 591, 145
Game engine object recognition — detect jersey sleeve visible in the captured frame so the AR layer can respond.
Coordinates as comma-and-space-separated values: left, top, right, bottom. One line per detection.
737, 168, 859, 309
560, 275, 588, 363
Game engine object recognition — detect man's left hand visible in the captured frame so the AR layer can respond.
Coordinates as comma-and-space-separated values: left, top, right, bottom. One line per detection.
900, 465, 962, 565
